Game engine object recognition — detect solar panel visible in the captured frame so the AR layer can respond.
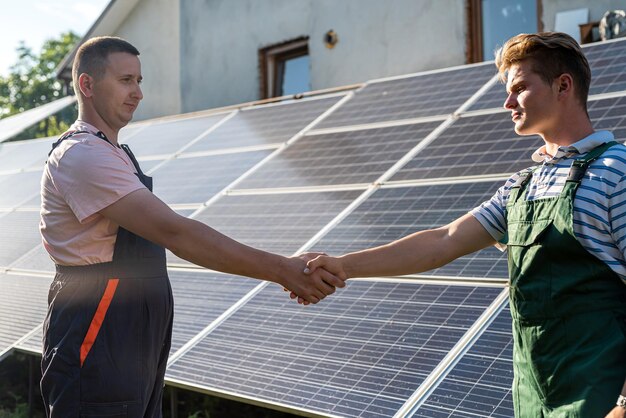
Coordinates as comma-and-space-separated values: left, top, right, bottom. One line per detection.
0, 169, 42, 209
183, 97, 342, 154
390, 112, 542, 181
0, 211, 41, 268
310, 182, 508, 279
0, 137, 53, 174
121, 113, 227, 157
168, 269, 260, 354
169, 189, 362, 266
0, 273, 50, 358
468, 38, 626, 111
233, 122, 441, 190
10, 244, 55, 273
588, 94, 626, 140
316, 64, 495, 129
0, 96, 76, 143
584, 38, 626, 96
166, 280, 503, 418
6, 35, 626, 418
414, 306, 513, 418
151, 150, 272, 204
14, 324, 43, 354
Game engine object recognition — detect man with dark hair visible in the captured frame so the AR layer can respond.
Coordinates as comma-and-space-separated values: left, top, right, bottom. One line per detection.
305, 32, 626, 418
40, 36, 344, 417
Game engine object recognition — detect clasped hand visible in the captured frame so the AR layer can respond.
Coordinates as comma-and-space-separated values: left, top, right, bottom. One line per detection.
282, 253, 348, 305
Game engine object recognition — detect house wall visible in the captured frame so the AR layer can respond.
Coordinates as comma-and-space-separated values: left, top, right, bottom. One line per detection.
542, 0, 625, 31
114, 0, 181, 120
179, 0, 466, 113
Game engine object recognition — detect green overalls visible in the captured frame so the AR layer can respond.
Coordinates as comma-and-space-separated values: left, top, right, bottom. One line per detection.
504, 142, 626, 417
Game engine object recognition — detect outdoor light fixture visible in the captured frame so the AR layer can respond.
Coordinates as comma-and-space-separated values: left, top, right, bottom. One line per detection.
324, 30, 338, 48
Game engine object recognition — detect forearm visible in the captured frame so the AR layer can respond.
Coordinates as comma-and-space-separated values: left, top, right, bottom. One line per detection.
336, 213, 496, 278
340, 227, 456, 278
166, 217, 287, 284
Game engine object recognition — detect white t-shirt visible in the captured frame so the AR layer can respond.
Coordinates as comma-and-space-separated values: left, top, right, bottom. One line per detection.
40, 121, 145, 265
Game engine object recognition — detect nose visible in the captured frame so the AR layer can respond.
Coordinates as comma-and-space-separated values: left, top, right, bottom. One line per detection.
503, 92, 517, 110
133, 83, 143, 101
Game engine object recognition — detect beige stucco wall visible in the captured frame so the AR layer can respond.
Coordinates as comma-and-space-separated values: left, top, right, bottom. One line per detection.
180, 0, 466, 113
114, 0, 180, 121
542, 0, 625, 32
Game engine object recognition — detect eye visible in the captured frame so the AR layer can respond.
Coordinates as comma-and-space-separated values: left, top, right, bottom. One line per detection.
516, 86, 525, 94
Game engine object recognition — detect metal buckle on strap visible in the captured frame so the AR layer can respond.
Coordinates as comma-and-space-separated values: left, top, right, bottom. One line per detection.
512, 171, 532, 189
566, 160, 587, 183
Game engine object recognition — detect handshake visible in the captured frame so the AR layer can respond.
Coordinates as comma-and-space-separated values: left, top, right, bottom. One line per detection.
280, 252, 348, 306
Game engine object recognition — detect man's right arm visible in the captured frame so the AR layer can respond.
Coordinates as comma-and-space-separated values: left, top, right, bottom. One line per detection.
306, 213, 496, 280
99, 188, 344, 303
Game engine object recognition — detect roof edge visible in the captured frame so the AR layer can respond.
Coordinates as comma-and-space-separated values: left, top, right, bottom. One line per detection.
54, 0, 142, 81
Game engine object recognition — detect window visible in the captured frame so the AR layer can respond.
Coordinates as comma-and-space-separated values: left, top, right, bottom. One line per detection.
259, 37, 311, 99
467, 0, 542, 63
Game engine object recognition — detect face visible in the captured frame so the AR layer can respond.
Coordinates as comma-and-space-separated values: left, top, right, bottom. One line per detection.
90, 52, 143, 131
504, 60, 559, 138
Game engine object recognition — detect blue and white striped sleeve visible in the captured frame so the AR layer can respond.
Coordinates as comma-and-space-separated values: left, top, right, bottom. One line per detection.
470, 178, 514, 248
608, 172, 626, 284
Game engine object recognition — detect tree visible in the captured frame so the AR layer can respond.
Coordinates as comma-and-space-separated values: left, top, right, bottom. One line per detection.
0, 31, 80, 141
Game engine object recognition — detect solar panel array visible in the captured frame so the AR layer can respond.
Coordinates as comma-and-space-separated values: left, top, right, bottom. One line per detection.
2, 38, 626, 417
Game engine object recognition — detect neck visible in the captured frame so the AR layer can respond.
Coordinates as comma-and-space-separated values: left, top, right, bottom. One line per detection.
77, 108, 120, 146
541, 108, 594, 157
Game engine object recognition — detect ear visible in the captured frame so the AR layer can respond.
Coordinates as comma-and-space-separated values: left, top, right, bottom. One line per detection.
78, 73, 95, 98
556, 73, 574, 96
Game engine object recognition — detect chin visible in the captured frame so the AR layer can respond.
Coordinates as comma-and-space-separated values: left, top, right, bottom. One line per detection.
514, 124, 535, 137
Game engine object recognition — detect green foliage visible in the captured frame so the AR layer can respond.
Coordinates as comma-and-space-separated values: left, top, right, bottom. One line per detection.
0, 31, 80, 140
0, 352, 44, 418
0, 402, 29, 418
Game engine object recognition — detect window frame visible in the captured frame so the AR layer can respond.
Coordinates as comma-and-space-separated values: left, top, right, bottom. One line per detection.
259, 37, 309, 99
466, 0, 543, 63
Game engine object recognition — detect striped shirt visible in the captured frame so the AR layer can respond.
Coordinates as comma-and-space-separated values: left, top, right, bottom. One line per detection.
471, 130, 626, 283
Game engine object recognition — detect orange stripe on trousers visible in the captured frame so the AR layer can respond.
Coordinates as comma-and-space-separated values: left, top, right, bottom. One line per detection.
80, 278, 119, 367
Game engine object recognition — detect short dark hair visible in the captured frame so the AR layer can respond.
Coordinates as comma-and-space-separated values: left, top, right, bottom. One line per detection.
495, 32, 591, 108
72, 36, 140, 95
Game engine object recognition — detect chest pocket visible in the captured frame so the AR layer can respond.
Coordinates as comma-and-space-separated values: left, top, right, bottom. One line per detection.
506, 219, 552, 247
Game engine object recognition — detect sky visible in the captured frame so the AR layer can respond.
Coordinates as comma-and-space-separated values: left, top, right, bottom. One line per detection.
0, 0, 110, 77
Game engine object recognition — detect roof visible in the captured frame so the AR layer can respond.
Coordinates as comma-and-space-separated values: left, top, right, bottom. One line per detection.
54, 0, 142, 81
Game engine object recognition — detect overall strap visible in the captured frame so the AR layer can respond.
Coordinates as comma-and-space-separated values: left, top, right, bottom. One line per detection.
120, 143, 146, 177
507, 167, 537, 206
565, 141, 619, 186
48, 129, 113, 157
